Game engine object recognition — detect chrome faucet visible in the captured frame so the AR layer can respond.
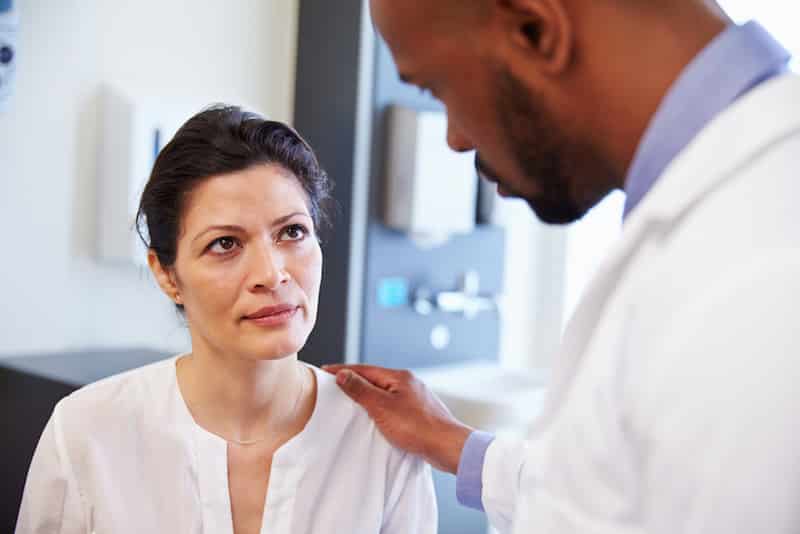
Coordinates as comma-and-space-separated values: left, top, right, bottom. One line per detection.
412, 270, 497, 319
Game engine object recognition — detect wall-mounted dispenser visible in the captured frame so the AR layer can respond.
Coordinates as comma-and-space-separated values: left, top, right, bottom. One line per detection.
0, 0, 18, 112
384, 106, 478, 243
96, 85, 198, 265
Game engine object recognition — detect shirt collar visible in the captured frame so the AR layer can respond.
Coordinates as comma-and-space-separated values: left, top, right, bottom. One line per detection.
623, 21, 791, 218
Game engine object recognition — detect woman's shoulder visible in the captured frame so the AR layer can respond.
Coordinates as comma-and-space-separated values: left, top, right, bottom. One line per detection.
306, 364, 434, 500
307, 364, 407, 457
309, 364, 371, 423
53, 355, 178, 424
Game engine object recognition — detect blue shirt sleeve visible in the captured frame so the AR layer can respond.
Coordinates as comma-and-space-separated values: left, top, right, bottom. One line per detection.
455, 430, 496, 511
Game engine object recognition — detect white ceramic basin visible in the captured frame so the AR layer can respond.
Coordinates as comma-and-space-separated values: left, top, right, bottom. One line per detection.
413, 360, 548, 433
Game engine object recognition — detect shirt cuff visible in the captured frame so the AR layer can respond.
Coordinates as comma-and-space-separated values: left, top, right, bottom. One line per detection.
455, 430, 496, 511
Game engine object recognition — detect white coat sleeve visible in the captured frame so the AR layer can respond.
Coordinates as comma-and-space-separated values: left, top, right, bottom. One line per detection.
634, 252, 800, 533
381, 451, 438, 534
16, 403, 86, 534
481, 435, 537, 533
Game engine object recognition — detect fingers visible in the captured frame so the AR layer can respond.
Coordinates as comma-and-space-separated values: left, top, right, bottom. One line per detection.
334, 369, 390, 410
323, 364, 408, 390
321, 363, 349, 374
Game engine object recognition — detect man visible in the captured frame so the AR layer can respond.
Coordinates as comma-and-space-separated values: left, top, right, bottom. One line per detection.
326, 0, 800, 532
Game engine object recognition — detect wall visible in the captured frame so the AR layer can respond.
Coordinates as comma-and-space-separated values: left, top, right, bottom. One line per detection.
0, 0, 299, 356
495, 198, 569, 371
360, 36, 506, 375
291, 0, 369, 366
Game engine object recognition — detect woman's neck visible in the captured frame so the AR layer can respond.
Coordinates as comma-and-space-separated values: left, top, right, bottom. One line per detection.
176, 347, 308, 443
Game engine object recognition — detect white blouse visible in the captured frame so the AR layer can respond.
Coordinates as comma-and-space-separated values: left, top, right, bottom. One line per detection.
16, 356, 437, 533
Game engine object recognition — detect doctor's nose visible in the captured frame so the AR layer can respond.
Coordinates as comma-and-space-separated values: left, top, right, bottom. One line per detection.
248, 244, 289, 292
446, 120, 474, 153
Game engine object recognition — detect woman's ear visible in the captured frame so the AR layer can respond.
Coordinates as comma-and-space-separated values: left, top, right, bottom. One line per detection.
148, 250, 182, 305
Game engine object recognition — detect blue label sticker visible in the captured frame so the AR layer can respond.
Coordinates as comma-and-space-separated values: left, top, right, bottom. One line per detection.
377, 278, 409, 308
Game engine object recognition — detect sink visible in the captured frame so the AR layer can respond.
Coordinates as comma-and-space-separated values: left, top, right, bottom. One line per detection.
413, 360, 548, 433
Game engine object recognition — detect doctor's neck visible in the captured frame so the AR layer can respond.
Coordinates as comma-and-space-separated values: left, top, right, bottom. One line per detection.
562, 1, 733, 182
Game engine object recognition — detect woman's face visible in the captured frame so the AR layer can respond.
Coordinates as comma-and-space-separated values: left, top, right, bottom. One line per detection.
153, 164, 323, 361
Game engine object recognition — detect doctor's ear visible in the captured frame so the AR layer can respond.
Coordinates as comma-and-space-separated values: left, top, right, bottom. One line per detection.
147, 249, 181, 306
521, 20, 542, 45
498, 0, 573, 74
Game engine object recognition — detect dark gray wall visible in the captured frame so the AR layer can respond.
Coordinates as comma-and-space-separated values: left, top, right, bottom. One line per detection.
360, 36, 504, 370
293, 0, 365, 367
362, 34, 499, 534
293, 3, 501, 532
361, 224, 504, 369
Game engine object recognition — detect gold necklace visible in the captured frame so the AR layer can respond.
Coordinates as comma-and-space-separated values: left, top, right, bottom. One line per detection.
222, 363, 306, 447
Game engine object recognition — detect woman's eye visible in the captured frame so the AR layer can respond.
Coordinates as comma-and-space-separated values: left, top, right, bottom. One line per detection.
280, 224, 309, 242
208, 236, 239, 255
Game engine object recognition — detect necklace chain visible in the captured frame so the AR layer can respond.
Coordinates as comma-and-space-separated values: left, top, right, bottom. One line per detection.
221, 363, 306, 447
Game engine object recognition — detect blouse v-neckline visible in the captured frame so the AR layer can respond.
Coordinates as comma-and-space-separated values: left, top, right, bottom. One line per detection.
169, 355, 325, 534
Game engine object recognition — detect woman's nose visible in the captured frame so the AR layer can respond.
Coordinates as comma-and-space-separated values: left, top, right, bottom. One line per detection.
248, 244, 289, 292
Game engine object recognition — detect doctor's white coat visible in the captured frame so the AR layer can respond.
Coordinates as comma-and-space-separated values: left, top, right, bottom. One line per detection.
484, 74, 800, 534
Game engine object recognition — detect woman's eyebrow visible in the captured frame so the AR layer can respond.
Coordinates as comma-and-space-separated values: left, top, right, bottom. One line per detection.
192, 224, 245, 245
191, 213, 311, 245
272, 212, 311, 227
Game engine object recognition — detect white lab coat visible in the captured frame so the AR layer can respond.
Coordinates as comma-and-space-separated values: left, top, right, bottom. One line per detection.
483, 73, 800, 534
16, 357, 437, 533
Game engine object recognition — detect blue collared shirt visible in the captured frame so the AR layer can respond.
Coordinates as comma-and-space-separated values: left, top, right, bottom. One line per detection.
456, 21, 791, 511
624, 21, 791, 216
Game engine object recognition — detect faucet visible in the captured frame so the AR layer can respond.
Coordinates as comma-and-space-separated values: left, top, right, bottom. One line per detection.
413, 270, 497, 319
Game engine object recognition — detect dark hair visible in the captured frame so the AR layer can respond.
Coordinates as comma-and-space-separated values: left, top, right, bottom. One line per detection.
135, 105, 333, 270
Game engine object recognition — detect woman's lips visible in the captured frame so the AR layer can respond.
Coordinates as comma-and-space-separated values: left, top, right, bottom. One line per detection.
243, 305, 299, 327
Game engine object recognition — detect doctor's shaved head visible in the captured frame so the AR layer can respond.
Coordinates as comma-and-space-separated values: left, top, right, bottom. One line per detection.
370, 0, 731, 223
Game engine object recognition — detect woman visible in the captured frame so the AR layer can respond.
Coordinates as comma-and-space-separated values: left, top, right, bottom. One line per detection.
16, 106, 437, 533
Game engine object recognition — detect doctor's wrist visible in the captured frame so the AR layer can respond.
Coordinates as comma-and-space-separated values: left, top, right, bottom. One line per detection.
423, 421, 473, 474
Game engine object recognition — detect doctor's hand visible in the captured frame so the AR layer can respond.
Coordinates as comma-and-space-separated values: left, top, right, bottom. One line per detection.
323, 364, 473, 474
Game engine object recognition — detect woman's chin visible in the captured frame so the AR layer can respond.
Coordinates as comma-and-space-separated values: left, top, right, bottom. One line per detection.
237, 347, 297, 362
235, 339, 305, 362
233, 327, 310, 361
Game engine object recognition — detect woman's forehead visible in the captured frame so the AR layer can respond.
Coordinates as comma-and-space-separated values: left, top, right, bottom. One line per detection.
183, 165, 311, 226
